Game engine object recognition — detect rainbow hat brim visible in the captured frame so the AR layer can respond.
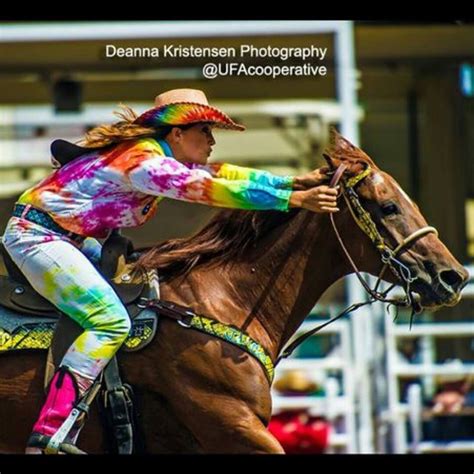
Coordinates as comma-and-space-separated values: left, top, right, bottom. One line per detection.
134, 102, 245, 131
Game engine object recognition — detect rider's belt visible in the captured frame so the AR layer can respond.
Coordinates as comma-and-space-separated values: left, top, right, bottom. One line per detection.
12, 203, 85, 244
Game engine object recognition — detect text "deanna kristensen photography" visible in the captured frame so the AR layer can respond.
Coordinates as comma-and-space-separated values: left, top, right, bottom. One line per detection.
105, 44, 328, 62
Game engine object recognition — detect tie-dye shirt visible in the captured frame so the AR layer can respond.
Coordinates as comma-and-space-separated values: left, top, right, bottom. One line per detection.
17, 138, 294, 238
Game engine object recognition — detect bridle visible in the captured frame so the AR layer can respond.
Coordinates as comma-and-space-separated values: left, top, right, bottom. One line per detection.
276, 164, 438, 364
329, 163, 438, 308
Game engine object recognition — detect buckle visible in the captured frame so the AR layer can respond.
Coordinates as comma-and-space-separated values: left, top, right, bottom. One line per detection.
177, 313, 194, 328
177, 318, 193, 328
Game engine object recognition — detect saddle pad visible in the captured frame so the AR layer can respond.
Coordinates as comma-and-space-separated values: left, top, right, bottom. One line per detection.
0, 305, 158, 353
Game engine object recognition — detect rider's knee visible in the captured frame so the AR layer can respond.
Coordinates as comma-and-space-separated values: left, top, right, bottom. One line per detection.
109, 311, 132, 340
94, 304, 131, 340
117, 314, 132, 339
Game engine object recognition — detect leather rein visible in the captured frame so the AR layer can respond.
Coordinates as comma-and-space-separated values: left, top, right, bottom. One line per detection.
276, 164, 438, 363
140, 163, 438, 372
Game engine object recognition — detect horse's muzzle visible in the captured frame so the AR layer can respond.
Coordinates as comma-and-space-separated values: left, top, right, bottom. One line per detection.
411, 267, 468, 309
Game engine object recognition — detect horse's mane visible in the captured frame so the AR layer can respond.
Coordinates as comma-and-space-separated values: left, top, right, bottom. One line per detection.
136, 208, 300, 279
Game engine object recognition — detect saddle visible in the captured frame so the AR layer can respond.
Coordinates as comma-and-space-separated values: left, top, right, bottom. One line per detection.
0, 231, 160, 356
0, 232, 145, 317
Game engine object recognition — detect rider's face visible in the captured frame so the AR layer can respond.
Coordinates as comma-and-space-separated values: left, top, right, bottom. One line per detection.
168, 123, 216, 165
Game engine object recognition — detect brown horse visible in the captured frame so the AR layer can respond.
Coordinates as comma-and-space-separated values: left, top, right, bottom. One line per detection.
0, 131, 468, 453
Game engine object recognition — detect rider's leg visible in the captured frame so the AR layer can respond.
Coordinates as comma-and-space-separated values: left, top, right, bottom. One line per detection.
3, 219, 131, 452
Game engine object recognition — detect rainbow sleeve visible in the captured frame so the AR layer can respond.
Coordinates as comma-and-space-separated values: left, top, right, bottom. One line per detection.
127, 156, 293, 211
188, 162, 294, 190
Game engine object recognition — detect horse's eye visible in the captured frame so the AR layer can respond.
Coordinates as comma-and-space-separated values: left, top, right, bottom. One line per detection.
381, 203, 399, 216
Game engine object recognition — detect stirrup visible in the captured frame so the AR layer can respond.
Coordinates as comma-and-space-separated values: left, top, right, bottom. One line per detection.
26, 432, 87, 455
27, 377, 102, 455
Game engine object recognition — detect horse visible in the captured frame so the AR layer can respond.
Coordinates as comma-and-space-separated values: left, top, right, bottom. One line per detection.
0, 130, 468, 453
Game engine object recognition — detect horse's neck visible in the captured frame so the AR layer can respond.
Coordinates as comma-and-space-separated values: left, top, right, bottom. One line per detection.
162, 208, 357, 359
258, 209, 354, 354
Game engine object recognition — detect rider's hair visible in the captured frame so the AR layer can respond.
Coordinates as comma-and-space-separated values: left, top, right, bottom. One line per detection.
79, 104, 196, 148
79, 104, 156, 148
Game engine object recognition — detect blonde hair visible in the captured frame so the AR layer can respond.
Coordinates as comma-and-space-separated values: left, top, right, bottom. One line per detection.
78, 104, 157, 148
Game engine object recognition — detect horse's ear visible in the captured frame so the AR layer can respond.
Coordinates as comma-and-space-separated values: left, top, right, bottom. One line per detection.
322, 152, 341, 170
323, 152, 367, 177
328, 127, 378, 169
329, 128, 357, 152
324, 127, 355, 170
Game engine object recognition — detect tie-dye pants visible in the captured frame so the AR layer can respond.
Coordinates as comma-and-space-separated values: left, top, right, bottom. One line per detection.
2, 216, 131, 391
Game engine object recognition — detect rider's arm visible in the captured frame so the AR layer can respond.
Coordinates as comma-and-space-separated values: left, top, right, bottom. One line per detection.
186, 162, 294, 190
127, 155, 293, 212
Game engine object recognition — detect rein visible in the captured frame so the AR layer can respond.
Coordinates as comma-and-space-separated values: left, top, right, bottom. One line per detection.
143, 163, 438, 380
276, 164, 438, 364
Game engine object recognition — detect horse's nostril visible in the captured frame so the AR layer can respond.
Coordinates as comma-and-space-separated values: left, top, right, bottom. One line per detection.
439, 270, 464, 292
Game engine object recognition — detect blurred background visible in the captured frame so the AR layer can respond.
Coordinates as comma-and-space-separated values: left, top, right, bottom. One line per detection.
0, 20, 472, 454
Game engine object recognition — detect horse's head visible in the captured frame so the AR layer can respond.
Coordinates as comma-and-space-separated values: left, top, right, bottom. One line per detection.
322, 129, 469, 311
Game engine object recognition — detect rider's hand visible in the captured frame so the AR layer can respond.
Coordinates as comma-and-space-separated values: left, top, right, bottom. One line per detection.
293, 167, 332, 191
289, 185, 340, 213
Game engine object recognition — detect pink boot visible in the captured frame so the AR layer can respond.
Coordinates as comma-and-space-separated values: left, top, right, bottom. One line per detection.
26, 367, 79, 453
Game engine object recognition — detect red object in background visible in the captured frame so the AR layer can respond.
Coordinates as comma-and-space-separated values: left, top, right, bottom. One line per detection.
268, 410, 330, 454
268, 411, 303, 453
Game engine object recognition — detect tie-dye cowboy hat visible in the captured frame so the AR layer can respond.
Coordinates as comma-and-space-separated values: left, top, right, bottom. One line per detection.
133, 88, 245, 131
